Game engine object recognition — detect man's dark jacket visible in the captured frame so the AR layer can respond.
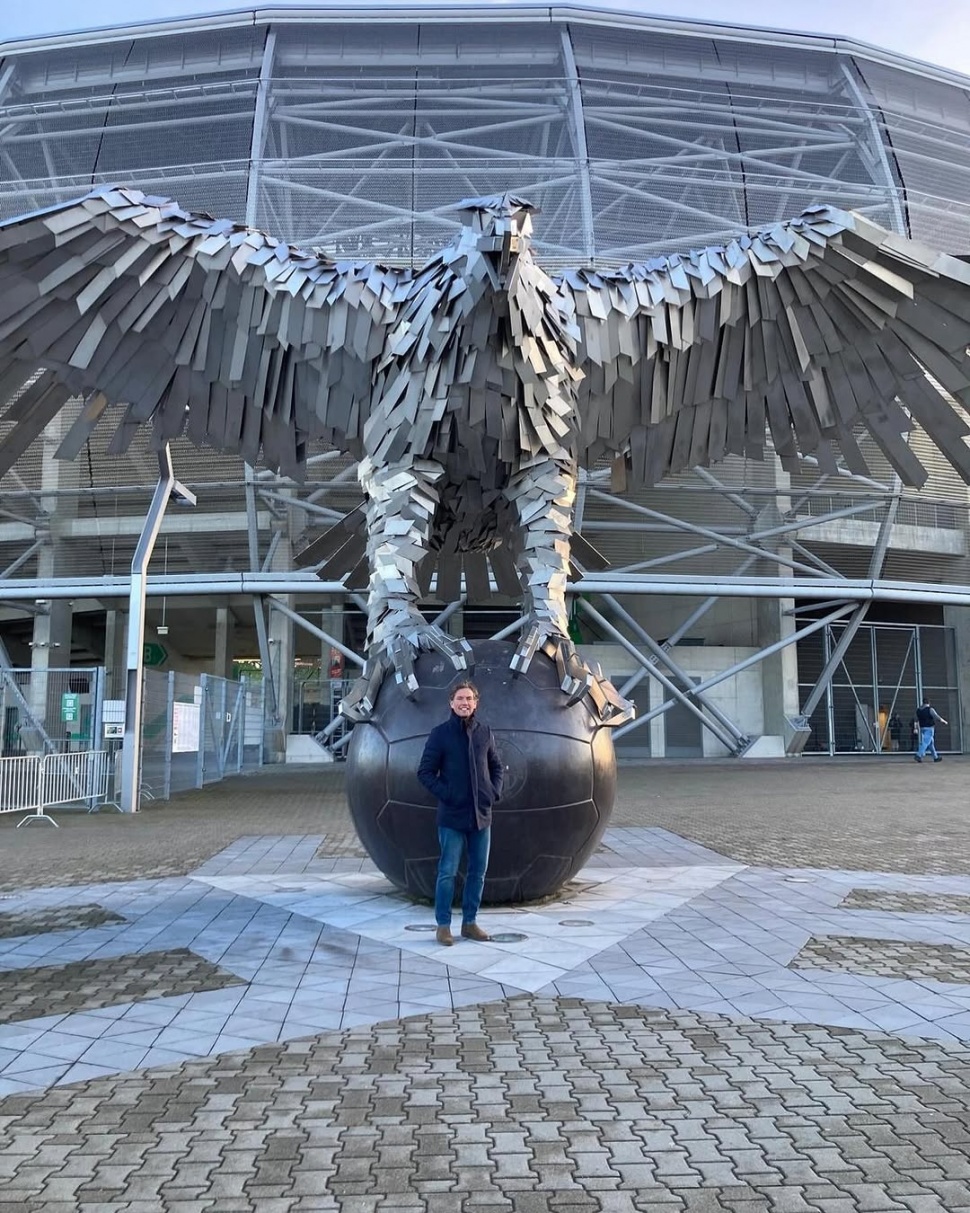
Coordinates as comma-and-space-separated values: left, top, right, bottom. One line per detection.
417, 711, 504, 831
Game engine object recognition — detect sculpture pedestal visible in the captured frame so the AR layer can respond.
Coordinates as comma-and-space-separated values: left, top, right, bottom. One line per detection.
345, 639, 616, 904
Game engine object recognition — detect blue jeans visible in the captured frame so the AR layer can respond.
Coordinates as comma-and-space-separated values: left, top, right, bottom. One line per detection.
435, 825, 490, 927
917, 727, 939, 759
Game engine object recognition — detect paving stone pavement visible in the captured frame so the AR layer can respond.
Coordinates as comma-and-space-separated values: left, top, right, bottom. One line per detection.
0, 903, 126, 940
840, 889, 970, 915
790, 935, 970, 986
5, 998, 970, 1212
1, 762, 970, 1211
0, 948, 247, 1026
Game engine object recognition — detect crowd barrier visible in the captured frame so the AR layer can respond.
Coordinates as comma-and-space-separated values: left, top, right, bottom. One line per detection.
0, 750, 113, 827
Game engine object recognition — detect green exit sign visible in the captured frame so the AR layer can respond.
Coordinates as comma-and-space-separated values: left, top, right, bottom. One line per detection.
143, 642, 168, 668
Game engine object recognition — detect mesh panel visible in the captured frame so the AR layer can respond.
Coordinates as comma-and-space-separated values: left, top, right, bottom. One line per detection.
141, 668, 171, 799
797, 621, 959, 754
0, 13, 968, 666
169, 670, 201, 796
854, 58, 970, 251
198, 674, 248, 783
0, 667, 98, 755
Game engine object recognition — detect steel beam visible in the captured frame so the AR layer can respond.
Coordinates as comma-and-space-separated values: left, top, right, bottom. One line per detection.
559, 28, 595, 262
245, 463, 280, 756
245, 28, 277, 228
840, 61, 907, 234
119, 446, 196, 814
589, 594, 749, 748
0, 571, 968, 606
586, 489, 830, 578
577, 597, 743, 752
268, 597, 365, 668
799, 479, 903, 720
613, 601, 857, 739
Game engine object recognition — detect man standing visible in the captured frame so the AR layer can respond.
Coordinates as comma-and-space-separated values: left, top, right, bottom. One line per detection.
914, 698, 948, 763
417, 680, 503, 946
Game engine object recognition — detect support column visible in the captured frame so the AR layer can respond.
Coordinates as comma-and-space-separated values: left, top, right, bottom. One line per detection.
757, 596, 799, 743
648, 673, 666, 757
266, 523, 294, 760
29, 411, 78, 743
269, 593, 294, 750
214, 607, 235, 679
944, 605, 970, 753
119, 447, 196, 812
104, 609, 128, 698
757, 466, 799, 747
28, 592, 72, 747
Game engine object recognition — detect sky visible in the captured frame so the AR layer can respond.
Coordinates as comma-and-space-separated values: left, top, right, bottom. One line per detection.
1, 0, 969, 77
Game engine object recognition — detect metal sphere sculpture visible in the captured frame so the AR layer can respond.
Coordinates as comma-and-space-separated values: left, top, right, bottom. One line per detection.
345, 640, 617, 904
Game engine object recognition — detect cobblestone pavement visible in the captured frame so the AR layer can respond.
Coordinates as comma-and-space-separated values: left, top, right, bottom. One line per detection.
2, 763, 970, 1210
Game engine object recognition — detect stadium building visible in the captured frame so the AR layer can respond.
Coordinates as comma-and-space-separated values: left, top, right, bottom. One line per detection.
1, 2, 969, 785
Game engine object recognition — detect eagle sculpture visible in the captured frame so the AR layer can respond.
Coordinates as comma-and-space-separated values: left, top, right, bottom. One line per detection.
2, 187, 970, 722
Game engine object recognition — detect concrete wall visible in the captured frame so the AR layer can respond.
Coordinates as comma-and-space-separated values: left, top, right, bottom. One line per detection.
579, 642, 776, 758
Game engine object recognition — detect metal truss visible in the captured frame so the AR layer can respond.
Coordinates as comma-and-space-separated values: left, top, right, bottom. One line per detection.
0, 450, 960, 759
6, 14, 970, 258
2, 10, 970, 758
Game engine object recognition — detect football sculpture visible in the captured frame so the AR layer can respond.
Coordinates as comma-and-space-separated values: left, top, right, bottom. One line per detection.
345, 640, 617, 904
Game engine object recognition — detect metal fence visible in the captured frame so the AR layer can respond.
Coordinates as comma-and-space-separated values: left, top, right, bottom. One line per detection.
4, 749, 113, 826
798, 621, 960, 755
0, 666, 104, 756
135, 670, 264, 801
291, 675, 351, 756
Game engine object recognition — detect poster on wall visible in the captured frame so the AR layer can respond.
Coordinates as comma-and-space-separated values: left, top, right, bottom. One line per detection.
172, 700, 201, 753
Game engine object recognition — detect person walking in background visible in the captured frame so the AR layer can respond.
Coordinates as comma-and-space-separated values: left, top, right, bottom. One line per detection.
418, 679, 503, 946
914, 698, 948, 763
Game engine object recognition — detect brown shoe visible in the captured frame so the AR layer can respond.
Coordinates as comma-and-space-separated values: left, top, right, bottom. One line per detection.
461, 922, 490, 942
436, 926, 454, 946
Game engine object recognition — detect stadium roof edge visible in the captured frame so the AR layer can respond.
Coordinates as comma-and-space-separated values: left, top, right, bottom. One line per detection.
2, 2, 970, 92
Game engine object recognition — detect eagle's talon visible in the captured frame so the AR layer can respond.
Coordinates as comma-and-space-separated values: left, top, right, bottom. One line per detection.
510, 622, 634, 725
339, 657, 389, 723
426, 630, 473, 670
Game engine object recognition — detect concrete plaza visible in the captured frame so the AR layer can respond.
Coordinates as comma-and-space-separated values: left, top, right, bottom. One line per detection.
2, 758, 970, 1211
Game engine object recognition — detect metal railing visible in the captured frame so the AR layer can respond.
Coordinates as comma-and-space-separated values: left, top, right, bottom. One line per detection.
4, 749, 113, 827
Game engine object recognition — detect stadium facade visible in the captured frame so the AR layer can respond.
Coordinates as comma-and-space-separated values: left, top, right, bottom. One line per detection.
1, 2, 970, 766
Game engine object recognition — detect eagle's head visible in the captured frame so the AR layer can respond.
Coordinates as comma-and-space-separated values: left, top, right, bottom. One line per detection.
453, 194, 538, 275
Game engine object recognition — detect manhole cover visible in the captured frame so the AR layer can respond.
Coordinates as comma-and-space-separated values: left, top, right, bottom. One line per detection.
560, 919, 595, 926
405, 924, 437, 932
490, 932, 527, 943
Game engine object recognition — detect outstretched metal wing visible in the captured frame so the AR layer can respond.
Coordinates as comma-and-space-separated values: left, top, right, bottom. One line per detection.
0, 187, 407, 478
562, 207, 970, 488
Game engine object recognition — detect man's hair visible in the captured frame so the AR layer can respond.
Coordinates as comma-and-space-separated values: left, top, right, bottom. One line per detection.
922, 698, 931, 704
450, 678, 480, 701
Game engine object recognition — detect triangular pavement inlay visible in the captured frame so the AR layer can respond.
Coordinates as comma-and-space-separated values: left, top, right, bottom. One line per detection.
194, 861, 745, 993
